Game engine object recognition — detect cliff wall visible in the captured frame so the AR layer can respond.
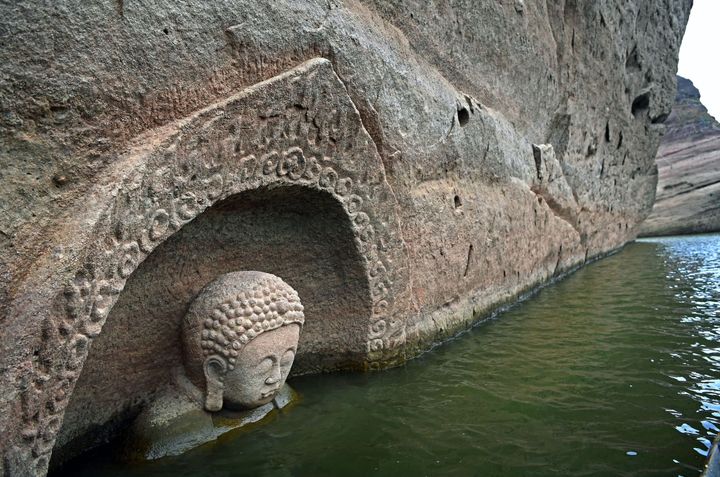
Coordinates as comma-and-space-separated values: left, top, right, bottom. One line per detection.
640, 75, 720, 236
0, 1, 691, 474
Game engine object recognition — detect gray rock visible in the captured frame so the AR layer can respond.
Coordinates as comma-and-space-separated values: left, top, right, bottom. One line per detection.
0, 1, 692, 475
640, 76, 720, 236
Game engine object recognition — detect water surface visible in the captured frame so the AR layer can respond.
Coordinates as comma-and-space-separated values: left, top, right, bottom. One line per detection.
56, 234, 720, 477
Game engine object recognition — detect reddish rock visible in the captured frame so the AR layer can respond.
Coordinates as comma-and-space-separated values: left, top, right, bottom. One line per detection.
0, 2, 692, 475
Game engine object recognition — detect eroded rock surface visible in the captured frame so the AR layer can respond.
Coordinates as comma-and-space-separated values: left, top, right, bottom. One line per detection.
640, 76, 720, 236
0, 1, 691, 475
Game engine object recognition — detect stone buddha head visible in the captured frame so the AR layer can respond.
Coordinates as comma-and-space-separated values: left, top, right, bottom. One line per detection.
182, 271, 305, 412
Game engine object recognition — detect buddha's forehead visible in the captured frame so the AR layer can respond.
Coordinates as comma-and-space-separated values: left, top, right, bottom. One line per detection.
238, 324, 300, 360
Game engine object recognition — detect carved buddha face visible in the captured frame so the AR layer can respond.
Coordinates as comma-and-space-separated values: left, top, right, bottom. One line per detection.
183, 271, 305, 412
205, 323, 299, 409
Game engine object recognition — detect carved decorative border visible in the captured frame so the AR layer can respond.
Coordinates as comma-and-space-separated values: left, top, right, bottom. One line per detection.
12, 59, 408, 475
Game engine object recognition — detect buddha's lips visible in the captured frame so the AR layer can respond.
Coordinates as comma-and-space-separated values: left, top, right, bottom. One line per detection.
261, 388, 279, 399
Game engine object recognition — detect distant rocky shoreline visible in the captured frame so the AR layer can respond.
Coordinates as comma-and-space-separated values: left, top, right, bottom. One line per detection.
640, 76, 720, 236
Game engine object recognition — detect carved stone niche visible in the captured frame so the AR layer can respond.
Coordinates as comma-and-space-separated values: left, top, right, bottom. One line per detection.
8, 58, 411, 476
52, 186, 372, 464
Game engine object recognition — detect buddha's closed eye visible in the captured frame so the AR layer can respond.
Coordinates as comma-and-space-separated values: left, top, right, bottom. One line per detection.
256, 357, 274, 374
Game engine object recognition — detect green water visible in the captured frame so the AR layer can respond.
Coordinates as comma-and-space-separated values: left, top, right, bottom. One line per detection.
56, 234, 720, 477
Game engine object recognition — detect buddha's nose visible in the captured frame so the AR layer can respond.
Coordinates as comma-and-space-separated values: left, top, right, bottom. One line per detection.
265, 361, 281, 385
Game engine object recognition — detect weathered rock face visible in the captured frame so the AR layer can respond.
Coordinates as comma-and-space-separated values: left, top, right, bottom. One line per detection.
640, 76, 720, 237
0, 1, 691, 475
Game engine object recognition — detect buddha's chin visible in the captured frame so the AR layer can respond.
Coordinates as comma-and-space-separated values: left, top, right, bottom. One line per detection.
224, 394, 275, 410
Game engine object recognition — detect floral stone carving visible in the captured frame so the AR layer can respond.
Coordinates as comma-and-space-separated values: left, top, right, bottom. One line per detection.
3, 58, 409, 476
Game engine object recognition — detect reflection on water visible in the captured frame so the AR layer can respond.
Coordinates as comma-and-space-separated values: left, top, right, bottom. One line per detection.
649, 234, 720, 467
55, 234, 720, 477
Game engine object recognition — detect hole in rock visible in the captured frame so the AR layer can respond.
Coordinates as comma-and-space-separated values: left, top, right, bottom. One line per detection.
162, 27, 169, 35
631, 93, 650, 118
454, 195, 463, 209
651, 112, 669, 124
457, 107, 470, 127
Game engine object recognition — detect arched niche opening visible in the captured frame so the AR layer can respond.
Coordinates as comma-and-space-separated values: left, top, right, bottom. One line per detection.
51, 184, 371, 466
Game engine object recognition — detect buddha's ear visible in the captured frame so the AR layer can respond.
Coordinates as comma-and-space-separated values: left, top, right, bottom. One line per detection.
203, 355, 227, 412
